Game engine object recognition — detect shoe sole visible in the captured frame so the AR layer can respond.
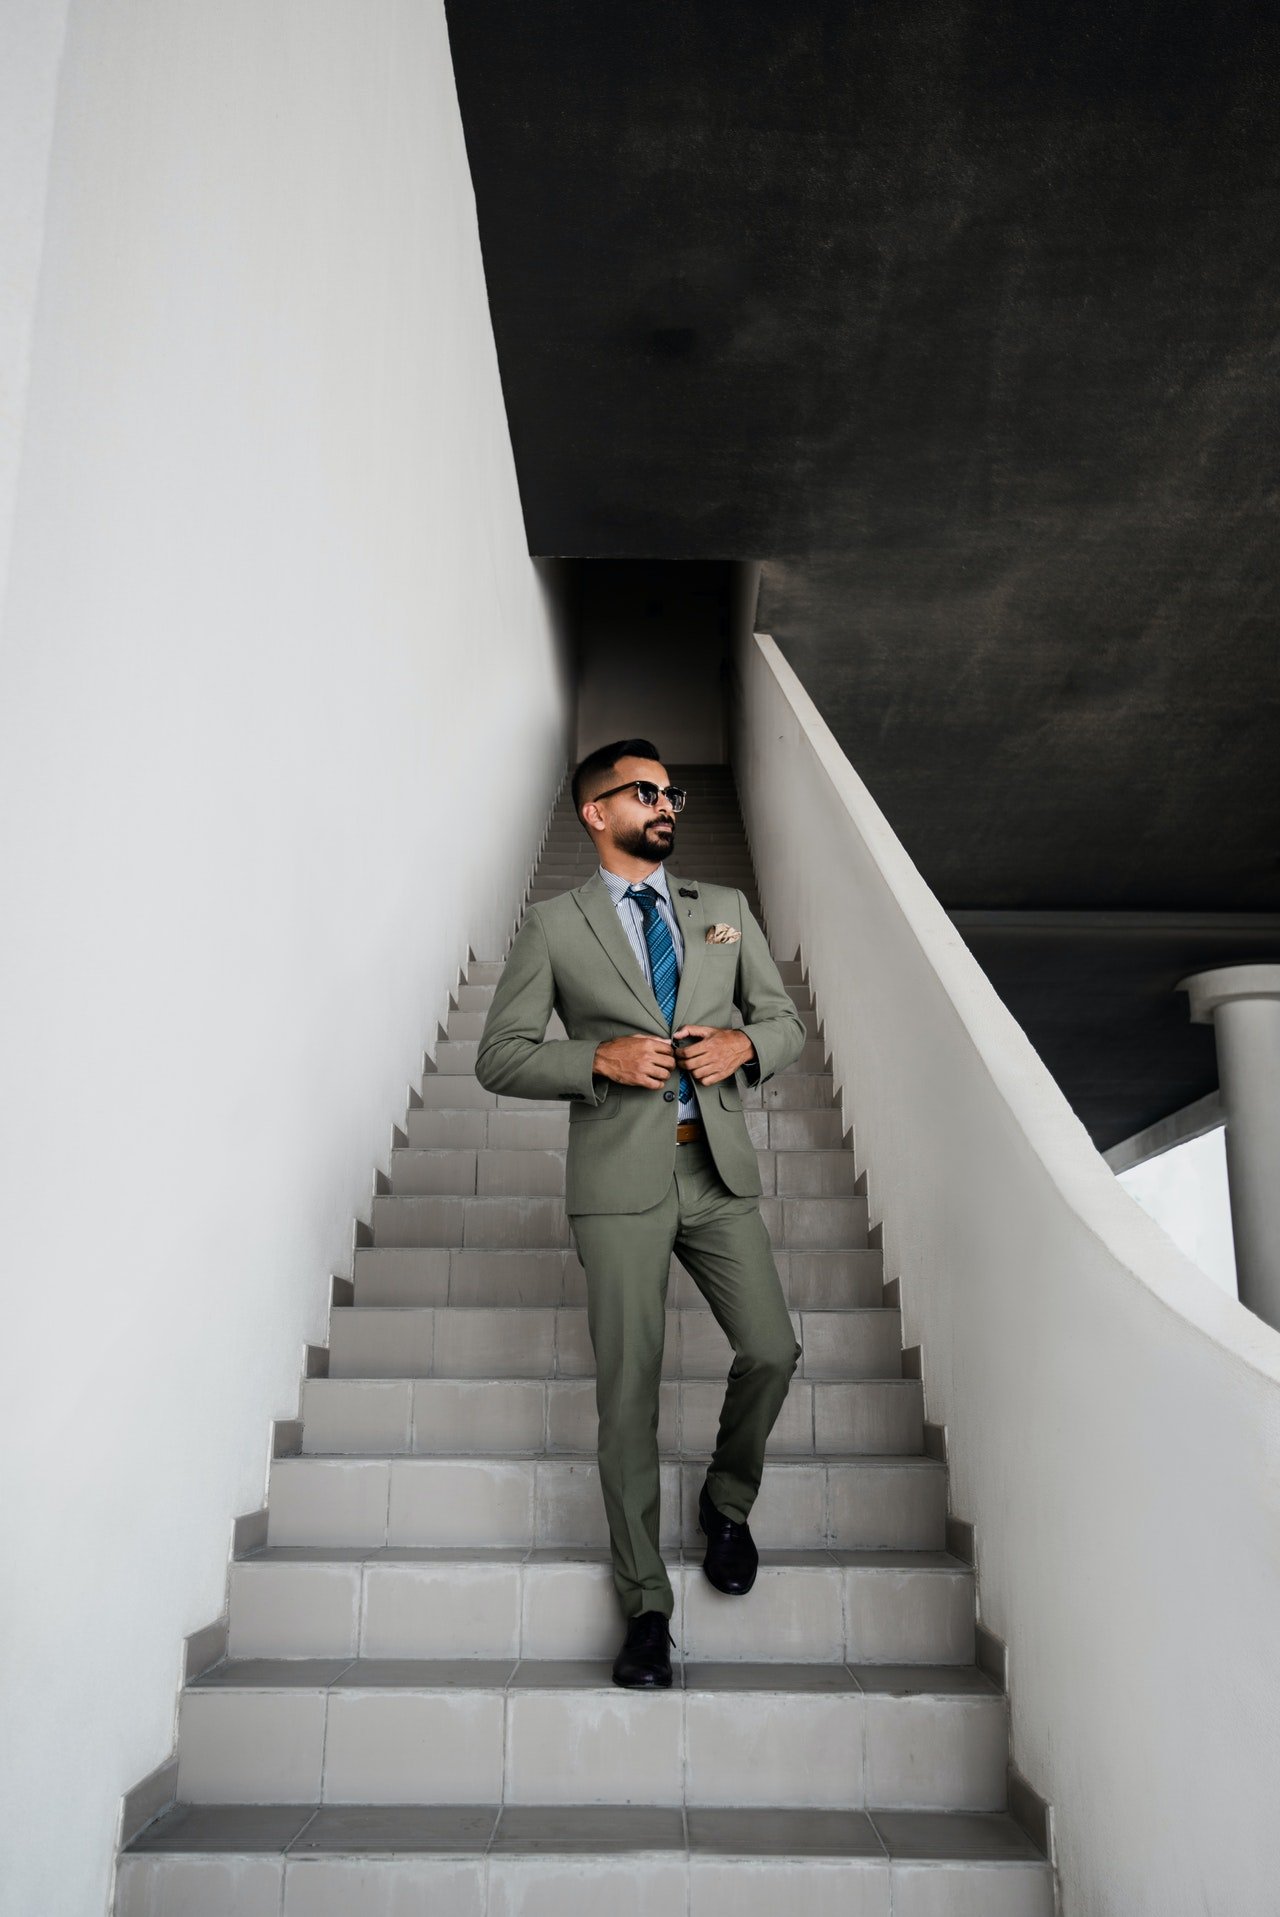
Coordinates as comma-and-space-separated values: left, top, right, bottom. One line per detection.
611, 1670, 673, 1689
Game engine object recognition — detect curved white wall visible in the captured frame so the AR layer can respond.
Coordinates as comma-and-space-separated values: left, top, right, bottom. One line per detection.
0, 5, 570, 1912
736, 633, 1280, 1915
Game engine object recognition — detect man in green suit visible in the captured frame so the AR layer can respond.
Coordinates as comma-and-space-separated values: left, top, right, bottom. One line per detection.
475, 741, 807, 1687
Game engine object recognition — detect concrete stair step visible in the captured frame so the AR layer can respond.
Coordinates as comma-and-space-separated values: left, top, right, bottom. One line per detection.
431, 1037, 822, 1077
119, 1805, 1052, 1917
531, 861, 758, 879
299, 1376, 924, 1458
171, 1658, 1007, 1812
744, 1072, 837, 1111
450, 984, 819, 1033
415, 1071, 836, 1115
227, 1546, 976, 1665
265, 1455, 949, 1552
327, 1304, 902, 1380
370, 1192, 867, 1250
352, 1246, 886, 1310
387, 1145, 860, 1198
416, 1079, 571, 1112
528, 878, 760, 898
539, 833, 749, 851
427, 1033, 826, 1076
404, 1102, 843, 1151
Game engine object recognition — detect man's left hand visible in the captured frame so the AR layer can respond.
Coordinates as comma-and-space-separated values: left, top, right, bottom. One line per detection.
671, 1024, 756, 1086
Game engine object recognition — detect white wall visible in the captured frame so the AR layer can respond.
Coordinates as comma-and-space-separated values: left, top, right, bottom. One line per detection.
737, 633, 1280, 1916
0, 5, 571, 1913
1119, 1128, 1238, 1297
0, 0, 71, 602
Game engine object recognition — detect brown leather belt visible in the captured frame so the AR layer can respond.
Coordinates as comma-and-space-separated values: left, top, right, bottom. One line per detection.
676, 1120, 705, 1145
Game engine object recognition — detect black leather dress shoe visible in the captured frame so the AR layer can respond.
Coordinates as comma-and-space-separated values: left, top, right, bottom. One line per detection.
612, 1610, 674, 1688
698, 1479, 759, 1595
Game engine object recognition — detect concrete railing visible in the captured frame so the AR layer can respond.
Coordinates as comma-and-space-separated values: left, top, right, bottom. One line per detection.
735, 631, 1280, 1915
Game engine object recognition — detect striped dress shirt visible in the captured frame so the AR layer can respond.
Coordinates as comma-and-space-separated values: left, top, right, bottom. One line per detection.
598, 863, 699, 1121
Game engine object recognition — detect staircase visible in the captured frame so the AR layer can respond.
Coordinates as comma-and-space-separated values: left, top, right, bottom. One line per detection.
118, 768, 1054, 1915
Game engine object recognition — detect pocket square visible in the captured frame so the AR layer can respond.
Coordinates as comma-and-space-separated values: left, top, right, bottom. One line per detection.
706, 922, 741, 944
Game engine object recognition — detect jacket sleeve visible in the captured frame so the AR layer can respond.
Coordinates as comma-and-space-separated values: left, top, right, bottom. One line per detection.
733, 889, 808, 1085
474, 908, 606, 1103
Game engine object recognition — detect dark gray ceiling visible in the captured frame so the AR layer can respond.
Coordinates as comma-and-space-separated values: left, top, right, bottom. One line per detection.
445, 0, 1280, 1148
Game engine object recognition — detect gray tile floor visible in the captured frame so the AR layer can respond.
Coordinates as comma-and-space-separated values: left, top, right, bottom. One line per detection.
129, 1801, 1045, 1863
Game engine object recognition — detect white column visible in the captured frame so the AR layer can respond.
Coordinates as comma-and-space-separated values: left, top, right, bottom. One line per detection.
1179, 965, 1280, 1330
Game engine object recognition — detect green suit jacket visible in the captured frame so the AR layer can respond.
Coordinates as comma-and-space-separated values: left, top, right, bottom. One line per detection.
474, 870, 807, 1215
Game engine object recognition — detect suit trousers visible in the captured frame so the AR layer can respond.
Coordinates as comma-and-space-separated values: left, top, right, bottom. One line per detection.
569, 1134, 802, 1620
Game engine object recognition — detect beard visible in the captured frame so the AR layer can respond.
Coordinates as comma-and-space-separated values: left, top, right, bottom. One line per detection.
613, 816, 675, 863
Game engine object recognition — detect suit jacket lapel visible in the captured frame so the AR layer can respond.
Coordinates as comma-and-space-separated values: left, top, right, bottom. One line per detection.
574, 872, 667, 1031
670, 869, 708, 1032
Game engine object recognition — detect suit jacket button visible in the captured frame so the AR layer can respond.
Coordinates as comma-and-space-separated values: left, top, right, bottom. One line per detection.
663, 1090, 675, 1102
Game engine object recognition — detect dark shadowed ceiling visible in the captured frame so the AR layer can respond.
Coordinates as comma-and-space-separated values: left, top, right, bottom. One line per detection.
444, 0, 1280, 1149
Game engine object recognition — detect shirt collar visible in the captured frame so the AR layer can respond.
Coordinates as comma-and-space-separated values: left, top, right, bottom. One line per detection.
599, 862, 673, 907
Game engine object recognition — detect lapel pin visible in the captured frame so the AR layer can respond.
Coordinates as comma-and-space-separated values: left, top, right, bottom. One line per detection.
678, 887, 699, 899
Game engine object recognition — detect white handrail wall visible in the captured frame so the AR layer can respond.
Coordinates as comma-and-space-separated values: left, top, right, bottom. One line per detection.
736, 631, 1280, 1915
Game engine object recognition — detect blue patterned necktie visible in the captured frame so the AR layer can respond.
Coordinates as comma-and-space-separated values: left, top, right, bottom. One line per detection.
626, 884, 694, 1106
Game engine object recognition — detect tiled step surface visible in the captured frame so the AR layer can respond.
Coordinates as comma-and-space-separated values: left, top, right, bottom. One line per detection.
428, 1038, 829, 1077
120, 1806, 1052, 1917
388, 1143, 858, 1195
443, 994, 824, 1044
172, 1658, 1009, 1811
416, 1070, 842, 1113
227, 1548, 977, 1665
300, 1374, 924, 1456
265, 1455, 949, 1551
351, 1244, 885, 1310
405, 1102, 845, 1149
121, 771, 1052, 1913
370, 1192, 868, 1249
325, 1304, 903, 1379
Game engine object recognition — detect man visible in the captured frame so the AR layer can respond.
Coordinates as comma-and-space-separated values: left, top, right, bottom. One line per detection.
475, 740, 806, 1687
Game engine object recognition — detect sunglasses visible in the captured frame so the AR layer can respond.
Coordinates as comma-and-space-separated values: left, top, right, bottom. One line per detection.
591, 780, 688, 813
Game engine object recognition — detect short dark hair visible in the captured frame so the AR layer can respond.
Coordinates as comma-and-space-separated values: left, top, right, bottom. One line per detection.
571, 738, 662, 818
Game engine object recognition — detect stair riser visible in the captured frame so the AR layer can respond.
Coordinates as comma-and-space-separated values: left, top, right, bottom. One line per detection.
228, 1558, 975, 1665
450, 984, 819, 1014
117, 1851, 1054, 1917
404, 1106, 842, 1150
326, 1306, 900, 1381
352, 1247, 886, 1311
414, 1076, 833, 1114
428, 1040, 828, 1076
176, 1685, 1007, 1811
370, 1196, 867, 1251
388, 1147, 858, 1198
266, 1458, 948, 1553
441, 1007, 819, 1042
300, 1377, 923, 1456
460, 958, 809, 988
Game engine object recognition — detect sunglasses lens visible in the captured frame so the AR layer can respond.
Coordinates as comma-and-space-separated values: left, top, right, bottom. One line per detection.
635, 782, 659, 805
667, 788, 687, 812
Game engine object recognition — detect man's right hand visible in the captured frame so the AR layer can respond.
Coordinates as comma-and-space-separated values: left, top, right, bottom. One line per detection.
592, 1034, 676, 1089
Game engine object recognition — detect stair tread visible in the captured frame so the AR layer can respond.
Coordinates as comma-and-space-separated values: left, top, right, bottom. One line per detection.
238, 1543, 969, 1570
276, 1450, 944, 1468
191, 1655, 1000, 1696
335, 1302, 896, 1316
126, 1800, 1045, 1862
